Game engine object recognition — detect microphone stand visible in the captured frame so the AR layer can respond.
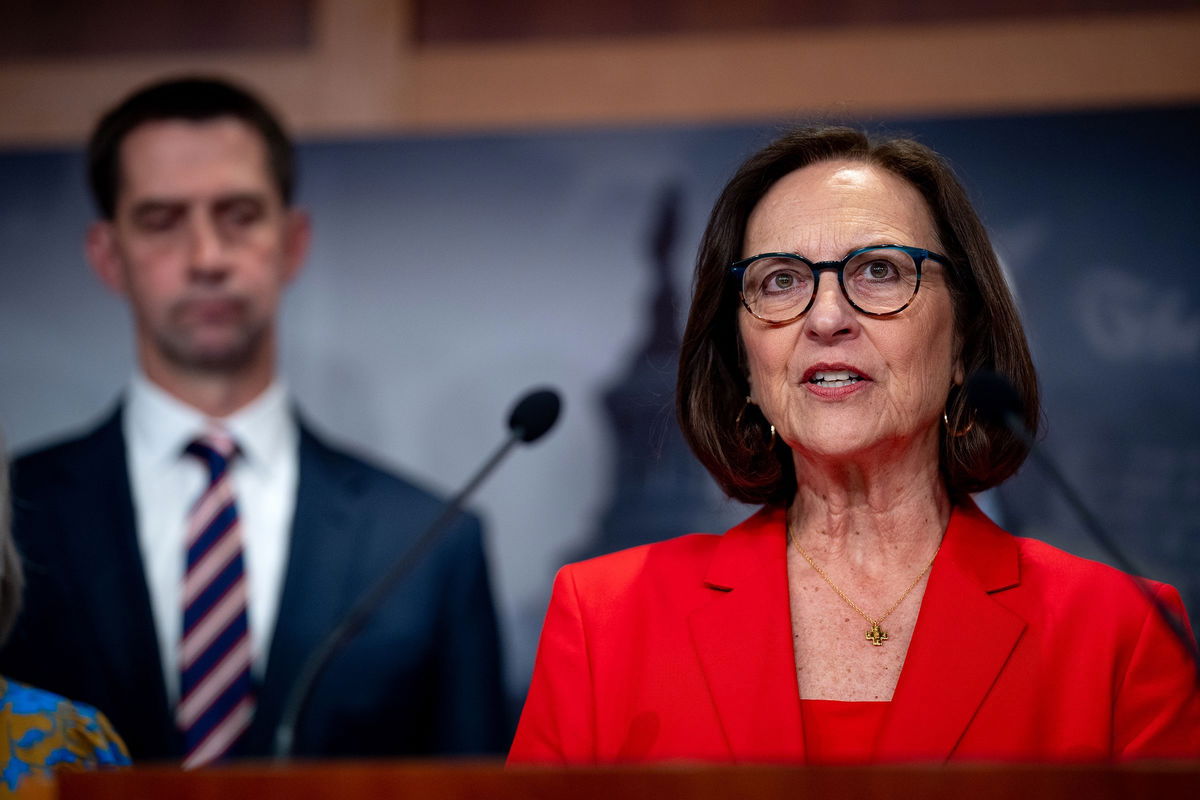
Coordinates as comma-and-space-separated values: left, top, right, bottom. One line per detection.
272, 431, 523, 759
975, 378, 1200, 686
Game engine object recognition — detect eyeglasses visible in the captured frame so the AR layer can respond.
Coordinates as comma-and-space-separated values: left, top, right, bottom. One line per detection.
730, 245, 950, 323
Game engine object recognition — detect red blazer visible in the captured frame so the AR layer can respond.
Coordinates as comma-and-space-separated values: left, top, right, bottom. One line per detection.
509, 502, 1200, 764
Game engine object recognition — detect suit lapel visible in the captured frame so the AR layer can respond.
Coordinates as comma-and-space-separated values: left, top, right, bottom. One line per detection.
687, 502, 1026, 763
687, 507, 806, 762
245, 423, 364, 750
65, 409, 175, 743
877, 501, 1026, 761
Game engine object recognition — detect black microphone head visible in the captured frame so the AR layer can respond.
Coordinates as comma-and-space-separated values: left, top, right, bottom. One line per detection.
508, 388, 562, 443
964, 369, 1023, 428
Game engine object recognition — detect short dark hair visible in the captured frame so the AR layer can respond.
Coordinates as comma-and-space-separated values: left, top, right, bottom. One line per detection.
677, 126, 1039, 506
87, 76, 295, 219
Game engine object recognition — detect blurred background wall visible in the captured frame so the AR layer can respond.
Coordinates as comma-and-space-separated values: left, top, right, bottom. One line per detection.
2, 0, 1198, 713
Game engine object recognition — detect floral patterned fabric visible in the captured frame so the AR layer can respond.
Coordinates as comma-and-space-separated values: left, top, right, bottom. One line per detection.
0, 676, 129, 793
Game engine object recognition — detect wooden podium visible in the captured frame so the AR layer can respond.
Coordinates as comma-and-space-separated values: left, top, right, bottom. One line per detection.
58, 761, 1200, 799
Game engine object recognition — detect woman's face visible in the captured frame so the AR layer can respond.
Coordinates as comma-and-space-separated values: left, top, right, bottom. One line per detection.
738, 159, 961, 465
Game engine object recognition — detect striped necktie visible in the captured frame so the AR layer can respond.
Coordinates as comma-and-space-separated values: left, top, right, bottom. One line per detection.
178, 431, 255, 768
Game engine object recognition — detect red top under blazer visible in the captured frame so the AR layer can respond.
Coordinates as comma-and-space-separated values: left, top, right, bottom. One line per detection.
509, 502, 1200, 764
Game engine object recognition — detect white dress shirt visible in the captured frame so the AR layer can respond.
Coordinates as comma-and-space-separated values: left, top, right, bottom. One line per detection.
124, 373, 298, 705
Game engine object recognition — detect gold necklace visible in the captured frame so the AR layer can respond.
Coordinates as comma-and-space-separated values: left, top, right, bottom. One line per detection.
788, 529, 939, 647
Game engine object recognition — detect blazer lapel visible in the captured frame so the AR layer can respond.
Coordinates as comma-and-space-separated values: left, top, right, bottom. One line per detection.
245, 423, 365, 751
877, 501, 1026, 761
687, 507, 806, 762
64, 409, 175, 743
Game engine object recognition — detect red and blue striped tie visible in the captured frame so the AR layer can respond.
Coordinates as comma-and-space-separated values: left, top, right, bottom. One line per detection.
178, 431, 255, 768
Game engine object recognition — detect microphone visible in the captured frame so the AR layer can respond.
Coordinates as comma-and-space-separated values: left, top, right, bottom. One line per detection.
509, 388, 561, 443
963, 369, 1024, 432
965, 370, 1200, 679
273, 387, 563, 759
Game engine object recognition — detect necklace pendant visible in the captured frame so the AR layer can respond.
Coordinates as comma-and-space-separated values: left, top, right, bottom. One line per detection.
866, 622, 889, 646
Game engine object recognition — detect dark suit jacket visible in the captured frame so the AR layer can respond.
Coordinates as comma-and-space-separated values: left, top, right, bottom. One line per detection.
1, 407, 508, 761
510, 502, 1200, 764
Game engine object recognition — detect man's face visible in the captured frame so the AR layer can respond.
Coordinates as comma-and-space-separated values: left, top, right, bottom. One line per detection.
88, 117, 307, 374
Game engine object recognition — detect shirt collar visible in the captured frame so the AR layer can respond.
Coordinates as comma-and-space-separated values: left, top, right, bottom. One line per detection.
125, 372, 295, 472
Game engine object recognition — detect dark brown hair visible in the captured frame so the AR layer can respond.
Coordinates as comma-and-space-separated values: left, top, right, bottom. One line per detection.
677, 126, 1039, 506
88, 75, 295, 219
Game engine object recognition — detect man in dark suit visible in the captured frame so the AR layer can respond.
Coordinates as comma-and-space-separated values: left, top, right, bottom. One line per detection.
0, 77, 507, 763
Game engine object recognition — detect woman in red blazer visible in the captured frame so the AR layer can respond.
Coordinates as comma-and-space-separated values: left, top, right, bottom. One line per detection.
510, 127, 1200, 765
